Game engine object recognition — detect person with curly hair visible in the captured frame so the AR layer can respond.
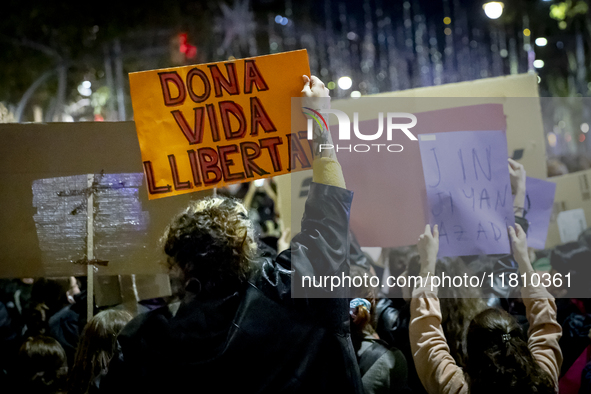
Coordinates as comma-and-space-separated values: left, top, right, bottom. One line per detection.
99, 76, 363, 394
409, 224, 562, 394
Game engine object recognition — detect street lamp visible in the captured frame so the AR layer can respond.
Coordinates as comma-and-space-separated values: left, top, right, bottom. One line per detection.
483, 2, 504, 19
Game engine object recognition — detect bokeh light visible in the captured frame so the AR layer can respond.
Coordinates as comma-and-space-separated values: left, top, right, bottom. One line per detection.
535, 37, 548, 47
483, 2, 504, 19
548, 132, 557, 147
338, 76, 353, 90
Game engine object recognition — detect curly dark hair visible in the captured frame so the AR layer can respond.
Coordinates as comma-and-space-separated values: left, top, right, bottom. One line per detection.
162, 196, 256, 295
466, 308, 555, 394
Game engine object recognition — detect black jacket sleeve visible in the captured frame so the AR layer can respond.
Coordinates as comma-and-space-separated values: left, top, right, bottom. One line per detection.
253, 182, 354, 303
348, 231, 371, 271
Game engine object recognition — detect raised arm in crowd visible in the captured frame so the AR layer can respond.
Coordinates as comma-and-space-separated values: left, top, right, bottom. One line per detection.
409, 223, 562, 394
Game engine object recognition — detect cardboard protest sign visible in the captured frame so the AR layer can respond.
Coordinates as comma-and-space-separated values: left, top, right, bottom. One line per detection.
332, 103, 507, 247
557, 209, 587, 243
94, 274, 172, 309
277, 74, 545, 249
546, 169, 591, 249
32, 173, 150, 277
418, 130, 514, 256
525, 177, 556, 249
321, 74, 544, 248
275, 169, 312, 236
0, 121, 208, 279
129, 50, 311, 200
367, 74, 547, 179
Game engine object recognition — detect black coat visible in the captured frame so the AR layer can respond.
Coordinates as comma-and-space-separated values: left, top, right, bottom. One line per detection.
100, 183, 363, 394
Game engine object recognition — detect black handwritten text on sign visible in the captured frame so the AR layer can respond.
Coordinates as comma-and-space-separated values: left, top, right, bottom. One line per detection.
418, 130, 514, 257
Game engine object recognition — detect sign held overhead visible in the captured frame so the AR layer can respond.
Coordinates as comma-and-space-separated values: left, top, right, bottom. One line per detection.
129, 50, 311, 199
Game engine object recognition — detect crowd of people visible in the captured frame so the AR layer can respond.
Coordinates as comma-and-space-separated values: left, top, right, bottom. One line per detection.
0, 76, 590, 393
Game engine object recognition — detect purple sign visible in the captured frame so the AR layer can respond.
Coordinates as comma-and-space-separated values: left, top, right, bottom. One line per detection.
418, 130, 515, 257
525, 177, 556, 249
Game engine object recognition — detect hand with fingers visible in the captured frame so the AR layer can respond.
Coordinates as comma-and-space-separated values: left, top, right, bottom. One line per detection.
301, 75, 335, 160
417, 224, 439, 276
508, 158, 527, 217
508, 223, 533, 272
301, 75, 331, 111
508, 158, 526, 194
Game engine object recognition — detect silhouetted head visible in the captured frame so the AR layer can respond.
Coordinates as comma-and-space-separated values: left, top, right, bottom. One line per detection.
68, 309, 132, 394
349, 264, 378, 353
163, 196, 256, 295
18, 335, 67, 393
466, 308, 554, 394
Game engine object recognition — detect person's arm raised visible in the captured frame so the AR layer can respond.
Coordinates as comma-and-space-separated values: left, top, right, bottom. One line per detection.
508, 224, 534, 278
417, 224, 438, 277
508, 158, 526, 218
265, 76, 353, 302
508, 223, 563, 390
410, 225, 467, 394
301, 75, 346, 189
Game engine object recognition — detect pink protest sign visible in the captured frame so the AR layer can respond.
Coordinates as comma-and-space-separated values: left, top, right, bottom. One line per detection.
418, 130, 514, 257
525, 177, 557, 249
333, 103, 507, 247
